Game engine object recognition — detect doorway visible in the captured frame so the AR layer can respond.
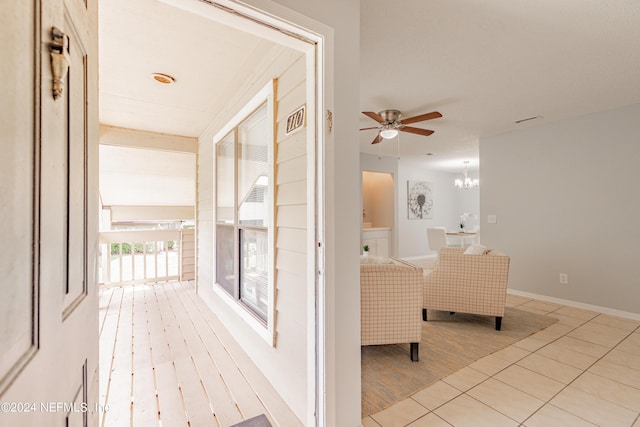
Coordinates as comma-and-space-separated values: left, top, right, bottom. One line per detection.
362, 171, 395, 257
98, 0, 325, 425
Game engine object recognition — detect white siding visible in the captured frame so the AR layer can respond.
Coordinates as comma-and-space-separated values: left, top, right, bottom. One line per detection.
180, 229, 196, 281
197, 50, 309, 420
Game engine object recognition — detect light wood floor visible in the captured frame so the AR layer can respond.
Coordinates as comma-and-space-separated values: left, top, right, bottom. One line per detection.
99, 281, 302, 427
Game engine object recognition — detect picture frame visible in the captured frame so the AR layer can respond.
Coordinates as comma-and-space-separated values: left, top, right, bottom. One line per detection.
407, 180, 433, 219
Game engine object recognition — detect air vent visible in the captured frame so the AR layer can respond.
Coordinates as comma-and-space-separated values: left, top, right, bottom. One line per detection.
515, 115, 543, 124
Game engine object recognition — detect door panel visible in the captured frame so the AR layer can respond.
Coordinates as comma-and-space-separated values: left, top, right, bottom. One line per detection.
63, 11, 89, 315
0, 0, 39, 392
0, 0, 99, 425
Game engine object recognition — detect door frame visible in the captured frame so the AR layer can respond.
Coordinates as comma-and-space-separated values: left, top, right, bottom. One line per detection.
158, 0, 330, 424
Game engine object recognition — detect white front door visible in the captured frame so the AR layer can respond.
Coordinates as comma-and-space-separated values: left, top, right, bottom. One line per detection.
0, 0, 99, 425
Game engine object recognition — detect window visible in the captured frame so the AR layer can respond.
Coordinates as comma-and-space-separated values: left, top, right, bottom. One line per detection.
214, 81, 275, 338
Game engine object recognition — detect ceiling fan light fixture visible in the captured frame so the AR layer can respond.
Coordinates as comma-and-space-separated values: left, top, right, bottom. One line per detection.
380, 128, 399, 139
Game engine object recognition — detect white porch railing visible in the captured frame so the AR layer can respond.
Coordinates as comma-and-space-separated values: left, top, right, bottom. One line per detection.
98, 229, 181, 285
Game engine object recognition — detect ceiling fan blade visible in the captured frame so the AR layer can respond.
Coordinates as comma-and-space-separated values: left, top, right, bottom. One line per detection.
400, 111, 442, 125
371, 134, 383, 144
401, 126, 434, 136
362, 111, 385, 123
359, 126, 380, 131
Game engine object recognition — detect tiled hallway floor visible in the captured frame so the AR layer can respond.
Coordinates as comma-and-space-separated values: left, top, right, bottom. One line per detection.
363, 294, 640, 427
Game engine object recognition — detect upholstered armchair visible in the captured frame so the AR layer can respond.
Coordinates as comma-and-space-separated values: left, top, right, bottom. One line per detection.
360, 257, 423, 361
423, 247, 510, 330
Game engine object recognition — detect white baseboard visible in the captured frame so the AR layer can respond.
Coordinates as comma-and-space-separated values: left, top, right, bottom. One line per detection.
508, 289, 640, 321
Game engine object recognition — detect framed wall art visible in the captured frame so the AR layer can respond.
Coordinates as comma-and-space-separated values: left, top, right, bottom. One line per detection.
407, 180, 433, 219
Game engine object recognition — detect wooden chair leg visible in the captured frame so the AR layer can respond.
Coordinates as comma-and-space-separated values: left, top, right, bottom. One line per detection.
495, 316, 503, 331
422, 308, 427, 321
410, 342, 419, 362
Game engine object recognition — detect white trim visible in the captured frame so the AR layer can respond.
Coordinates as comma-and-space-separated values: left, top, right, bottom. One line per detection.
164, 1, 330, 424
211, 282, 277, 343
508, 289, 640, 321
159, 0, 312, 51
305, 43, 322, 427
212, 81, 274, 143
212, 80, 277, 346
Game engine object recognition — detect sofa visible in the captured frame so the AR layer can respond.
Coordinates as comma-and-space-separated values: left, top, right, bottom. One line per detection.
360, 257, 423, 361
423, 247, 510, 330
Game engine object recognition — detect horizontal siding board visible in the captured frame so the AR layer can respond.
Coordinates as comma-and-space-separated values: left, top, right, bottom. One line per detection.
277, 56, 305, 101
275, 269, 308, 305
277, 180, 306, 206
276, 227, 307, 254
276, 205, 307, 229
276, 83, 306, 123
276, 248, 306, 278
277, 133, 306, 162
277, 155, 307, 185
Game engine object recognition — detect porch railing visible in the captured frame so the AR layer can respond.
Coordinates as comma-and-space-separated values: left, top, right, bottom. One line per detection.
98, 229, 181, 285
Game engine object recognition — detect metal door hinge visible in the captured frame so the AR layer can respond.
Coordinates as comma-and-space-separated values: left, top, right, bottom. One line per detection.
49, 27, 70, 100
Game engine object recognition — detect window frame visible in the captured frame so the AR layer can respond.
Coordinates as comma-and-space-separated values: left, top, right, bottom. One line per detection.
212, 80, 276, 346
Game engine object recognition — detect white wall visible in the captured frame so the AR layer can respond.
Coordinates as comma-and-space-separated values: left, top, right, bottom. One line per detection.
480, 102, 640, 315
362, 154, 481, 258
399, 158, 480, 257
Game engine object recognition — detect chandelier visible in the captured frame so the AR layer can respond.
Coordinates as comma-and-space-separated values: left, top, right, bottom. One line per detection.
454, 161, 479, 189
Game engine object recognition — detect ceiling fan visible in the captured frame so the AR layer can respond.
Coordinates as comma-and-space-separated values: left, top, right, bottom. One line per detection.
360, 110, 442, 144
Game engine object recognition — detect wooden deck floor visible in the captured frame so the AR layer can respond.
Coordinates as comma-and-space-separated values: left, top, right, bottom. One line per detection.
98, 281, 302, 427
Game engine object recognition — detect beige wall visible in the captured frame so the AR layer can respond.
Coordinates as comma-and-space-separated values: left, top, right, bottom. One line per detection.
362, 171, 394, 228
481, 102, 640, 316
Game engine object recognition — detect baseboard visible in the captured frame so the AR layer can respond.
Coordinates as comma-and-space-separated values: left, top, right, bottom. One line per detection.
508, 289, 640, 321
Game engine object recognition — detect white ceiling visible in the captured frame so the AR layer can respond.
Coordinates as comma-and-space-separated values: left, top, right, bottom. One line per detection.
98, 0, 297, 209
99, 0, 287, 137
359, 0, 640, 172
99, 0, 640, 175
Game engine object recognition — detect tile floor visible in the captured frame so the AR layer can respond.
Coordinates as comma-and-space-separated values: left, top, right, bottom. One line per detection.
363, 293, 640, 427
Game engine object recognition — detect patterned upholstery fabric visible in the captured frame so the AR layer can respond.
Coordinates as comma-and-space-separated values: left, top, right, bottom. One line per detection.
424, 247, 510, 317
361, 258, 423, 346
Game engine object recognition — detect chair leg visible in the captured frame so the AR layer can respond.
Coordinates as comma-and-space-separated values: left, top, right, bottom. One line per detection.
410, 342, 419, 362
495, 316, 503, 331
422, 308, 427, 321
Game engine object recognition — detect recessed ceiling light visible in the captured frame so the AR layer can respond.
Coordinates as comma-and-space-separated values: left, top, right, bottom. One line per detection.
151, 73, 176, 84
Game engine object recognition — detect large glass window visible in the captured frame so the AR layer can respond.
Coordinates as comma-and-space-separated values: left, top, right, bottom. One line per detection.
215, 91, 273, 326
